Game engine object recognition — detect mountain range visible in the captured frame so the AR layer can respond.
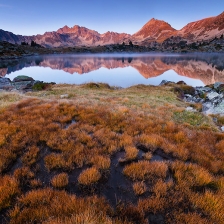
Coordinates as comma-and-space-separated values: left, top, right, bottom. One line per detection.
0, 12, 224, 48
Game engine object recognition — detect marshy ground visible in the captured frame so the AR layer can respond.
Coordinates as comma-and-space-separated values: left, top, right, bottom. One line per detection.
0, 83, 223, 224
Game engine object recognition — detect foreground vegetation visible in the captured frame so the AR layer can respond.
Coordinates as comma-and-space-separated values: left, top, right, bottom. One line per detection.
0, 83, 223, 224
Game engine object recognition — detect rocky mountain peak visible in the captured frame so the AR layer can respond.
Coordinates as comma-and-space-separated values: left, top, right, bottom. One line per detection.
132, 18, 176, 42
57, 25, 70, 33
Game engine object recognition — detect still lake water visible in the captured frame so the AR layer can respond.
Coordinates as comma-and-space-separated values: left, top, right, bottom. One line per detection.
1, 53, 224, 87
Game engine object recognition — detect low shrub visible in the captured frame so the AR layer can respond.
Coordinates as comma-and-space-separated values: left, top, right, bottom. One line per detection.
0, 176, 20, 211
133, 182, 147, 195
44, 153, 73, 171
124, 146, 138, 161
14, 167, 35, 186
82, 82, 111, 90
123, 161, 168, 181
78, 167, 101, 185
152, 179, 169, 197
21, 146, 40, 166
172, 212, 209, 224
171, 162, 213, 189
51, 173, 69, 188
9, 189, 112, 224
138, 196, 166, 214
143, 152, 152, 160
30, 179, 42, 189
91, 155, 111, 170
32, 82, 50, 91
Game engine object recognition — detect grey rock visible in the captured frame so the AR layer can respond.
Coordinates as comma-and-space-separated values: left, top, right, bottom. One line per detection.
214, 82, 223, 89
206, 92, 220, 100
196, 87, 212, 92
13, 75, 34, 82
221, 126, 224, 132
186, 107, 197, 112
204, 100, 224, 115
33, 80, 43, 84
60, 94, 69, 99
185, 94, 193, 98
202, 102, 213, 112
0, 77, 12, 89
12, 81, 34, 91
159, 80, 174, 86
195, 98, 202, 103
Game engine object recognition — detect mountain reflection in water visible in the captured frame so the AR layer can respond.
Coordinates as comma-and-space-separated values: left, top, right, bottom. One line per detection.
1, 53, 224, 87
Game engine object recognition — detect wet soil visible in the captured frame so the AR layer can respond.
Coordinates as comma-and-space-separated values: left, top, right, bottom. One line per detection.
0, 143, 175, 223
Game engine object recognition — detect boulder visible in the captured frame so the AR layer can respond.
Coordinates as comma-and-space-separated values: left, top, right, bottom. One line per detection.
217, 84, 224, 93
185, 107, 197, 112
13, 75, 34, 82
182, 81, 224, 116
0, 77, 12, 89
203, 100, 224, 115
221, 126, 224, 132
214, 82, 223, 89
195, 86, 212, 93
11, 76, 35, 91
12, 81, 34, 91
60, 94, 69, 99
176, 81, 187, 85
159, 80, 175, 85
206, 92, 220, 101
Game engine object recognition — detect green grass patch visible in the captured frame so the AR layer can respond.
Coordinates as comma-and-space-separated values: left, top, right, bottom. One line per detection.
173, 110, 211, 127
32, 83, 47, 91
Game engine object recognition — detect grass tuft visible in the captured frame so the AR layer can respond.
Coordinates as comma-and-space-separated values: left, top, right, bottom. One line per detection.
78, 167, 101, 186
51, 173, 69, 188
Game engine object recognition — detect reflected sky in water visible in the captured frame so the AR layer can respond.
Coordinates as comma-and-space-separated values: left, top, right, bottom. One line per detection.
1, 53, 224, 87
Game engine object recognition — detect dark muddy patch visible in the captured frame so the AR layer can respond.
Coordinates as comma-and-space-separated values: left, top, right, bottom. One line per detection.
7, 158, 23, 175
148, 213, 165, 224
1, 146, 174, 223
154, 149, 175, 161
100, 151, 137, 208
66, 165, 90, 196
151, 154, 164, 161
0, 208, 9, 224
35, 147, 52, 186
136, 144, 150, 152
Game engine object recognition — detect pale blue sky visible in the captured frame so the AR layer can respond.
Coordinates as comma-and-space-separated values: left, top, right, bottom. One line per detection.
0, 0, 223, 35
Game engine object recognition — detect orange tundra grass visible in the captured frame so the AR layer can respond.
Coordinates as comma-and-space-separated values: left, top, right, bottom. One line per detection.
0, 98, 223, 223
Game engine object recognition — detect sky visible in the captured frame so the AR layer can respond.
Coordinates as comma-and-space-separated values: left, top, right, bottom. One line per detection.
0, 0, 224, 36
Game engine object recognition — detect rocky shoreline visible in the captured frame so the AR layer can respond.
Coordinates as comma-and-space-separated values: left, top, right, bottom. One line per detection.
160, 80, 224, 115
159, 80, 224, 131
1, 76, 223, 131
0, 75, 54, 92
